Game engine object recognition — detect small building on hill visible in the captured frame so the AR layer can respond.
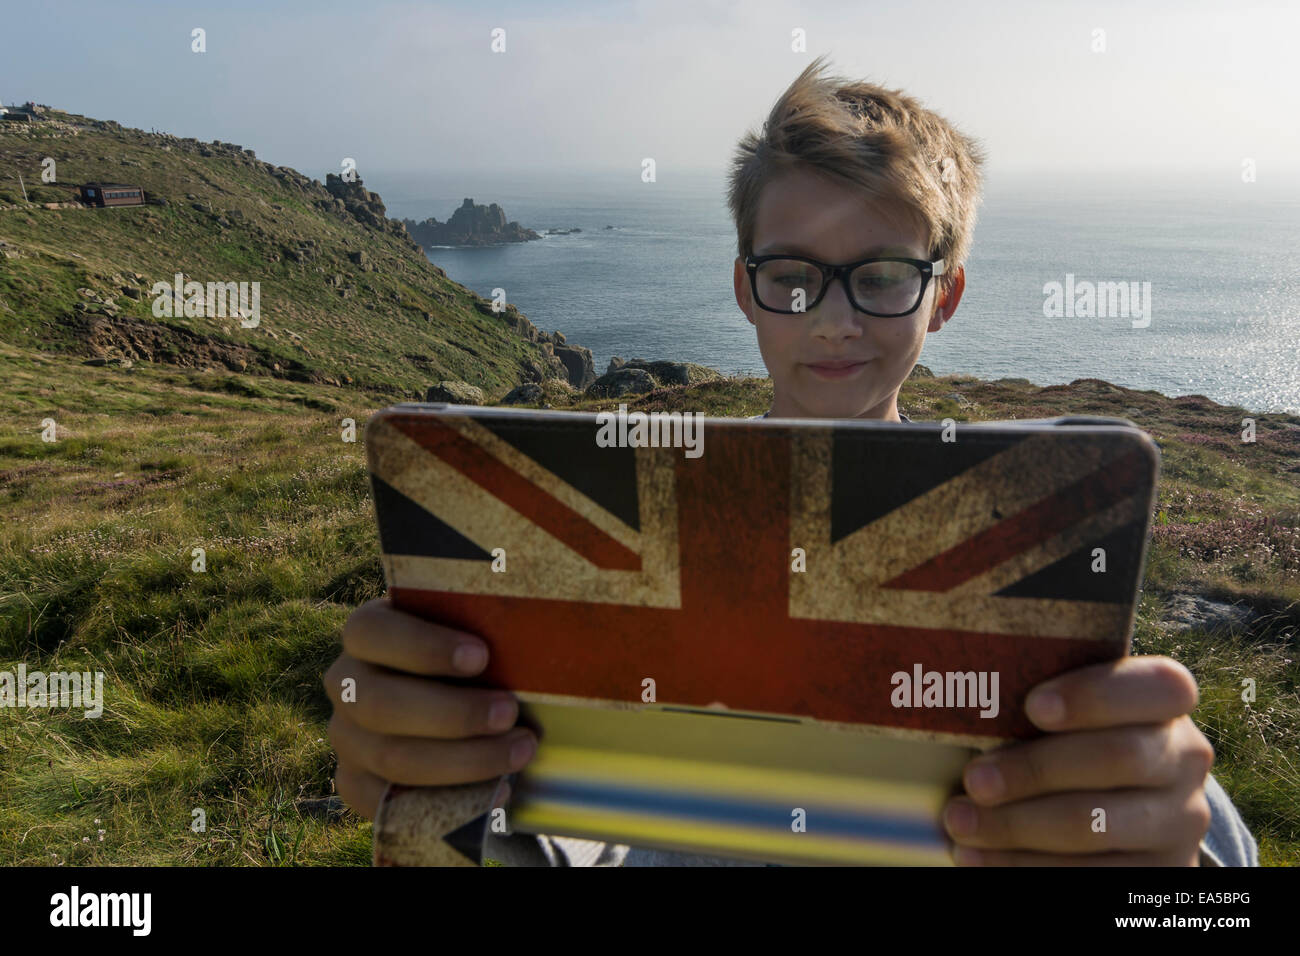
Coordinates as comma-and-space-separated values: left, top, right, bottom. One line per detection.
1, 102, 42, 122
79, 183, 145, 207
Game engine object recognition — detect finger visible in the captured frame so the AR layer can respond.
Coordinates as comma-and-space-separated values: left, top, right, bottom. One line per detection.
334, 762, 390, 820
325, 653, 521, 738
328, 710, 538, 787
962, 718, 1215, 806
943, 786, 1212, 855
342, 596, 489, 677
951, 846, 1196, 867
1024, 655, 1199, 732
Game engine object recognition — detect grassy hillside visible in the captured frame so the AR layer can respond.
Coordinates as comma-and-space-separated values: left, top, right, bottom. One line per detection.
0, 345, 1296, 866
0, 110, 570, 400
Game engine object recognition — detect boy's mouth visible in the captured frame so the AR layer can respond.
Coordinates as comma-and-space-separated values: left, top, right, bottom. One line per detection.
804, 359, 870, 379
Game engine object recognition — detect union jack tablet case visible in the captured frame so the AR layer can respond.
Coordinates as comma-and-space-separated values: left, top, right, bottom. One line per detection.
364, 404, 1159, 866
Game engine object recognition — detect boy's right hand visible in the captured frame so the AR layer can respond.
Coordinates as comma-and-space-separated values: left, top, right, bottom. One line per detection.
324, 596, 538, 819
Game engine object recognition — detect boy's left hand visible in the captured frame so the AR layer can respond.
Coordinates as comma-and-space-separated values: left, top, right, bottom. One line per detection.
943, 655, 1215, 866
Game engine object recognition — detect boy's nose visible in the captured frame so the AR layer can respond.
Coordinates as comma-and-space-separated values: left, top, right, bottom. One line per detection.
808, 279, 862, 340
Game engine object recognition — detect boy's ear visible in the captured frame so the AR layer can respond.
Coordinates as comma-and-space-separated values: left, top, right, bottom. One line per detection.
927, 264, 965, 333
734, 256, 756, 326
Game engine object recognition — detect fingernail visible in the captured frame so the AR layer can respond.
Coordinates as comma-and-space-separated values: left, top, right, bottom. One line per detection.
966, 761, 1004, 801
509, 733, 536, 771
953, 845, 983, 866
1027, 688, 1065, 728
452, 641, 487, 674
488, 697, 517, 731
944, 800, 978, 838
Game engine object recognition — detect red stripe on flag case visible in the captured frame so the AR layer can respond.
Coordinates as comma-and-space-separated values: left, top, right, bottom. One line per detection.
391, 416, 642, 572
389, 429, 1119, 739
390, 587, 1114, 739
882, 448, 1149, 592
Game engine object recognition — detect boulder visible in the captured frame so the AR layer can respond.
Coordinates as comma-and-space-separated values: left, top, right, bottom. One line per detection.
425, 381, 485, 405
501, 383, 545, 405
585, 359, 721, 397
553, 343, 596, 389
1159, 593, 1259, 635
585, 367, 656, 398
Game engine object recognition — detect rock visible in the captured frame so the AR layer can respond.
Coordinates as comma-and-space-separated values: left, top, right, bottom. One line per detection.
553, 343, 596, 389
627, 359, 719, 386
553, 331, 566, 345
943, 392, 973, 407
324, 174, 390, 230
909, 364, 934, 378
1159, 593, 1259, 635
586, 367, 656, 398
348, 250, 367, 266
121, 286, 141, 299
586, 359, 720, 397
425, 381, 486, 405
501, 383, 545, 405
996, 376, 1031, 386
402, 198, 540, 247
295, 795, 347, 821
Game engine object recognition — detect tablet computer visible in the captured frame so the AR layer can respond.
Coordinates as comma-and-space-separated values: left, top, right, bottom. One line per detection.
364, 403, 1159, 866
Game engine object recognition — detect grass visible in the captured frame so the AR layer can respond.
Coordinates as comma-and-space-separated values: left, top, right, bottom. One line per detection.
1, 350, 1296, 865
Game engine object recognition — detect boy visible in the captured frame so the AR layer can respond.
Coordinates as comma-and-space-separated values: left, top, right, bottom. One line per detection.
324, 57, 1258, 866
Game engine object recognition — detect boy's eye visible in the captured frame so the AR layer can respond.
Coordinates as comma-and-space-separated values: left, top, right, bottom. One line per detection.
771, 266, 816, 281
854, 274, 903, 291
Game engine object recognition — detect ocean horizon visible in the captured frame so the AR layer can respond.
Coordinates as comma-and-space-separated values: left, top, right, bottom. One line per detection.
367, 167, 1300, 415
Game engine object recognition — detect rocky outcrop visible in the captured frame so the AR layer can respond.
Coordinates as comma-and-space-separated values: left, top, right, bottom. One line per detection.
553, 343, 596, 389
587, 358, 723, 396
587, 367, 657, 398
324, 174, 390, 230
403, 199, 540, 247
425, 381, 486, 405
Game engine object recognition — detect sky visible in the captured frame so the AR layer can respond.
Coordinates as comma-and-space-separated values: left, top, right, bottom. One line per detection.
4, 0, 1299, 187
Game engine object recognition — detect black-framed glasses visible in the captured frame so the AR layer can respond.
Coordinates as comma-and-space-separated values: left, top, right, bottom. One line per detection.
744, 254, 945, 317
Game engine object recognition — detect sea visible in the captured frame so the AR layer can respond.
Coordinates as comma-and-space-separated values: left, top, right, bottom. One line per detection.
371, 168, 1300, 415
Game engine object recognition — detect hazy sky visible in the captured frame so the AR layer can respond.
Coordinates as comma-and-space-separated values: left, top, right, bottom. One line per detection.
5, 0, 1299, 184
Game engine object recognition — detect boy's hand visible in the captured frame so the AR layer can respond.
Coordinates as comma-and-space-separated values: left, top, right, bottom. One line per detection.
323, 596, 538, 819
943, 655, 1215, 866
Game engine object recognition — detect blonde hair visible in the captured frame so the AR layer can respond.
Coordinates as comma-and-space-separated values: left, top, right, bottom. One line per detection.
727, 56, 986, 296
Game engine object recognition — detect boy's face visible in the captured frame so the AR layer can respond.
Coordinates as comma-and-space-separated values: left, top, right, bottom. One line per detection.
733, 166, 963, 420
